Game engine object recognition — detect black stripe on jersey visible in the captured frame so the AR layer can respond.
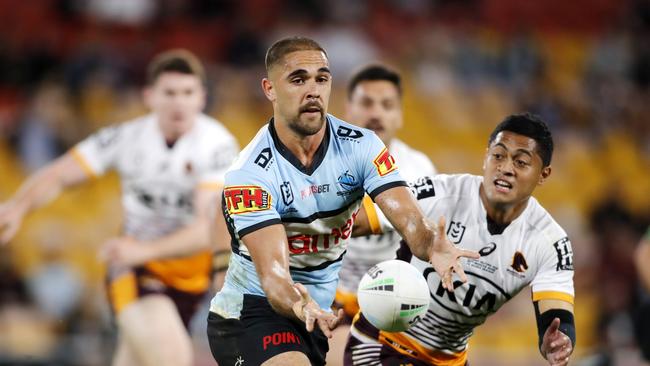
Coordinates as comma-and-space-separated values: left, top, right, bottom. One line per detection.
464, 271, 512, 299
234, 250, 345, 273
237, 218, 283, 239
427, 310, 480, 328
368, 181, 408, 201
413, 318, 474, 342
406, 325, 470, 350
281, 197, 361, 224
290, 251, 346, 272
268, 118, 331, 176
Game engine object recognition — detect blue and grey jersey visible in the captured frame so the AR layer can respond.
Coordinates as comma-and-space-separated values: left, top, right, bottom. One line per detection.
210, 114, 406, 318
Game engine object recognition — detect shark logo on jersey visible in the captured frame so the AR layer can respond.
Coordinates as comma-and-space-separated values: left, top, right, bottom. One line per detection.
446, 221, 466, 244
337, 171, 361, 196
373, 147, 398, 176
553, 237, 574, 271
280, 181, 294, 205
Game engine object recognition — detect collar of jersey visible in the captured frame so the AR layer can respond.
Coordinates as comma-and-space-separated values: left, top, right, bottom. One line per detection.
268, 117, 331, 176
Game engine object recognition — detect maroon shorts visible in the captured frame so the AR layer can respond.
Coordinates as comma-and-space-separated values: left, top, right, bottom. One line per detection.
106, 266, 206, 329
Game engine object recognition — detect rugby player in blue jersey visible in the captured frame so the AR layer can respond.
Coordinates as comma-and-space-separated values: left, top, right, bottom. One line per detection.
206, 36, 479, 366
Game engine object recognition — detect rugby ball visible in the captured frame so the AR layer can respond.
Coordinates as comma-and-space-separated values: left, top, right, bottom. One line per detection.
357, 259, 430, 332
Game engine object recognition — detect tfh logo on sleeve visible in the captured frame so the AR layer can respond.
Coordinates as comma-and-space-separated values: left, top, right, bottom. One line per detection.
224, 186, 271, 214
373, 147, 398, 176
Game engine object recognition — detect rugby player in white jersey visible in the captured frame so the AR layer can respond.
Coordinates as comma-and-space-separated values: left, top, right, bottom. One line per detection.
328, 65, 437, 364
0, 50, 239, 366
346, 113, 575, 366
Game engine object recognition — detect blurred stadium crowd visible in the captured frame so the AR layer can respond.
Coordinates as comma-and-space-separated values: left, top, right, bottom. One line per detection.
0, 0, 649, 365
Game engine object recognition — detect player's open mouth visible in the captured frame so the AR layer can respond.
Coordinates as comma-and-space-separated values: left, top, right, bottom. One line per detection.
494, 179, 512, 193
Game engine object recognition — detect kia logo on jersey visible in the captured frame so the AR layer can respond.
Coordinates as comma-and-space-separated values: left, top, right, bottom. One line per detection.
447, 221, 466, 244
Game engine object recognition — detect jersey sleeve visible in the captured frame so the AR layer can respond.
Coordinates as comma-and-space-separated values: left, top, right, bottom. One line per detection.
198, 137, 240, 189
71, 124, 123, 177
222, 168, 281, 238
530, 235, 575, 304
358, 133, 407, 200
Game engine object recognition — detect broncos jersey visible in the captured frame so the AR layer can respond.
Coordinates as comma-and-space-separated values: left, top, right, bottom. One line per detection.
209, 115, 406, 318
349, 174, 574, 365
72, 113, 239, 292
338, 138, 436, 293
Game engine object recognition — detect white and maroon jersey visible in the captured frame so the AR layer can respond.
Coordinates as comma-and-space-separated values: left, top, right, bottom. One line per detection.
352, 174, 574, 359
72, 113, 239, 241
338, 138, 436, 292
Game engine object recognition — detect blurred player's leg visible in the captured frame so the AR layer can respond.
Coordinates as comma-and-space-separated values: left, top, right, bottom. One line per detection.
112, 335, 140, 366
117, 295, 193, 366
327, 324, 349, 366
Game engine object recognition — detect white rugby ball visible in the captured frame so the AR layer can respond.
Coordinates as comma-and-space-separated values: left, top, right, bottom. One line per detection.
357, 259, 430, 332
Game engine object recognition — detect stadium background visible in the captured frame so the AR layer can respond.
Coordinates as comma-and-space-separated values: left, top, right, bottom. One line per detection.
0, 0, 648, 365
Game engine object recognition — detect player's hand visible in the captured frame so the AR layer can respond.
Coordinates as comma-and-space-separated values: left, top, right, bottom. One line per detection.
292, 283, 344, 338
429, 216, 480, 291
99, 236, 153, 267
0, 202, 26, 245
541, 318, 573, 366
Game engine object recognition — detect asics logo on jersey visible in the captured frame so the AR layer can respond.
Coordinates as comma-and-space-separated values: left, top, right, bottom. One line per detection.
446, 221, 466, 244
373, 147, 398, 176
479, 242, 497, 256
553, 237, 574, 271
336, 125, 364, 140
224, 186, 272, 214
254, 147, 273, 169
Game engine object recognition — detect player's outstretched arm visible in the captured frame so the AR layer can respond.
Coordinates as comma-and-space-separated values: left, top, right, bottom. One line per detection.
244, 224, 343, 338
100, 187, 220, 266
373, 186, 479, 289
536, 299, 575, 366
0, 152, 89, 244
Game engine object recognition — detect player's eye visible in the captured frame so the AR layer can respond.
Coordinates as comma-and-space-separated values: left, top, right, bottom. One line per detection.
515, 160, 530, 168
493, 153, 503, 160
316, 76, 330, 83
291, 78, 305, 84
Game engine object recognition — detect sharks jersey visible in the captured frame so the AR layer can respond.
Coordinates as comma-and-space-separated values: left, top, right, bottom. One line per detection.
210, 115, 406, 318
349, 174, 574, 365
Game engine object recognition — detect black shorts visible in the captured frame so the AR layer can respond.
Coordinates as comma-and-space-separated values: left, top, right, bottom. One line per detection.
207, 294, 329, 366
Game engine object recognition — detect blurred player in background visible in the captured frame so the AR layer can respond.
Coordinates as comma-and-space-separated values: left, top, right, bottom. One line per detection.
346, 113, 576, 366
634, 226, 650, 365
0, 49, 239, 366
328, 64, 437, 364
206, 36, 478, 366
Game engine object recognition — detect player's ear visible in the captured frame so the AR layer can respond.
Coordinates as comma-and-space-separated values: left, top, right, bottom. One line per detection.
538, 165, 552, 185
482, 148, 489, 171
142, 87, 153, 108
261, 78, 276, 102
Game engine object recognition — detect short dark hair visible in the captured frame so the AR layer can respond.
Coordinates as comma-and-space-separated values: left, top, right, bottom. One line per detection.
488, 113, 554, 167
347, 64, 402, 98
146, 49, 206, 86
265, 36, 327, 72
